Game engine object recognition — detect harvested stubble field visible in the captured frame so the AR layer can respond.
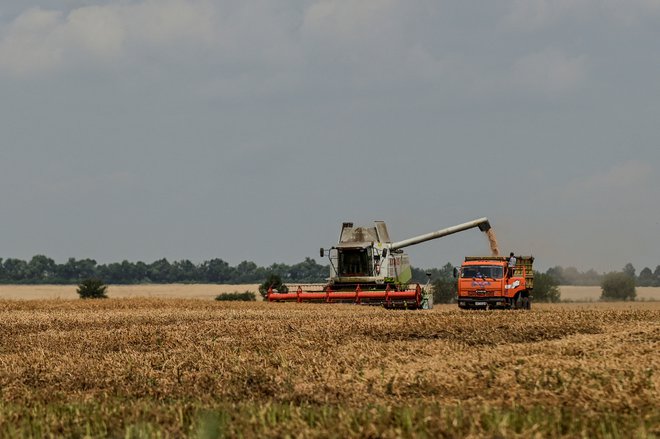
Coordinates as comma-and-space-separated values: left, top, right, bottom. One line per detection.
0, 300, 658, 438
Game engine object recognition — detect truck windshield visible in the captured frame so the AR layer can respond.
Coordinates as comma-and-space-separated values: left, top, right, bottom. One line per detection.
462, 266, 504, 279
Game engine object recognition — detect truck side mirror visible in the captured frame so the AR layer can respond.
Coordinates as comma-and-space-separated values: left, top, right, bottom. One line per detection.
453, 267, 459, 278
320, 248, 324, 258
382, 249, 388, 258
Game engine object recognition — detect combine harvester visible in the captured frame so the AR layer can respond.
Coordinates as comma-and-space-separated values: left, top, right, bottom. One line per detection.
268, 217, 492, 309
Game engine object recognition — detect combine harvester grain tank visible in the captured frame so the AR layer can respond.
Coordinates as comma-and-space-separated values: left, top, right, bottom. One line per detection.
268, 217, 492, 309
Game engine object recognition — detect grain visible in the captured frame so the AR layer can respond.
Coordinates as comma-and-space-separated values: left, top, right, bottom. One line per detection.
0, 300, 658, 437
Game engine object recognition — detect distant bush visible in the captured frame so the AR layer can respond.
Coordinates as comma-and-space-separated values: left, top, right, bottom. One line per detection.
77, 278, 108, 299
215, 291, 256, 301
601, 272, 636, 301
259, 274, 288, 299
533, 271, 561, 302
431, 277, 456, 304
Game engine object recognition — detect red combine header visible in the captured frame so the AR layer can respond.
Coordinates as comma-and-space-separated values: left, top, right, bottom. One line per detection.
268, 283, 424, 309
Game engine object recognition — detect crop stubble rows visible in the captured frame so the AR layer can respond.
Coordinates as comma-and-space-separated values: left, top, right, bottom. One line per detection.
0, 300, 658, 437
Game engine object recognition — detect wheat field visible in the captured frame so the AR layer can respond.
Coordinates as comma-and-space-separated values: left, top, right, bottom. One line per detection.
1, 284, 659, 302
560, 286, 660, 301
0, 299, 658, 438
1, 284, 659, 303
0, 284, 261, 300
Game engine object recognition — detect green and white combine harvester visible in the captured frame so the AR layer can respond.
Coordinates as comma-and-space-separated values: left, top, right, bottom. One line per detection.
268, 217, 492, 309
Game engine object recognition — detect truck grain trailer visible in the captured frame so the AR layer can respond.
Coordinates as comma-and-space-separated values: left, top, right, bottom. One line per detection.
455, 256, 534, 310
268, 217, 492, 309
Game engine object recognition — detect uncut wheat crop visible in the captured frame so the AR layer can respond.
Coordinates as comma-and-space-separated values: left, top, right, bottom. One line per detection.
0, 299, 658, 438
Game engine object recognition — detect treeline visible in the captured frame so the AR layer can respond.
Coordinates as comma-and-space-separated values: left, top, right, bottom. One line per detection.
5, 255, 659, 289
0, 255, 464, 285
546, 263, 660, 287
411, 264, 454, 283
0, 255, 329, 284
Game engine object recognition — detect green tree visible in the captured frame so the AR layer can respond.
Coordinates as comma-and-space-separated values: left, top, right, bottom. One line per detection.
266, 262, 290, 279
600, 272, 636, 301
412, 263, 454, 283
58, 258, 82, 282
431, 277, 456, 304
69, 258, 99, 281
3, 258, 28, 282
545, 266, 566, 284
235, 261, 265, 283
259, 273, 288, 299
27, 255, 57, 282
638, 267, 654, 287
149, 259, 173, 283
654, 265, 660, 287
200, 258, 232, 283
100, 262, 125, 283
215, 291, 256, 301
287, 257, 327, 282
622, 263, 636, 279
172, 259, 198, 282
532, 271, 561, 302
77, 278, 108, 299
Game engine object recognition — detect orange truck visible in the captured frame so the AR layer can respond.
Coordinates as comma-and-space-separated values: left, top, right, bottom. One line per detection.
455, 256, 534, 310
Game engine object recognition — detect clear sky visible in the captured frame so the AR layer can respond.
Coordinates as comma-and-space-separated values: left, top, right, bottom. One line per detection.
1, 1, 658, 273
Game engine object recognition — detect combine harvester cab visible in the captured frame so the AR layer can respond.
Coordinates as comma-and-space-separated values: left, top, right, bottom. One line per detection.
455, 256, 534, 310
268, 218, 492, 309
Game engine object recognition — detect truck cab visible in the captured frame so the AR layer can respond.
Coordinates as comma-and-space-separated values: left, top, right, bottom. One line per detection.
455, 256, 534, 309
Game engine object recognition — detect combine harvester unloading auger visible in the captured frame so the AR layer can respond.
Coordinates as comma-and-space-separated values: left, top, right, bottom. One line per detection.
268, 217, 492, 309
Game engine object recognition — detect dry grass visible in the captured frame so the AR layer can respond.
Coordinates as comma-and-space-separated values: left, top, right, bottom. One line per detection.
3, 284, 659, 303
0, 299, 658, 437
560, 286, 660, 302
0, 284, 261, 300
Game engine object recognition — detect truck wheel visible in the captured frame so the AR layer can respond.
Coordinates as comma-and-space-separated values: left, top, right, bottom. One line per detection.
519, 296, 529, 310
